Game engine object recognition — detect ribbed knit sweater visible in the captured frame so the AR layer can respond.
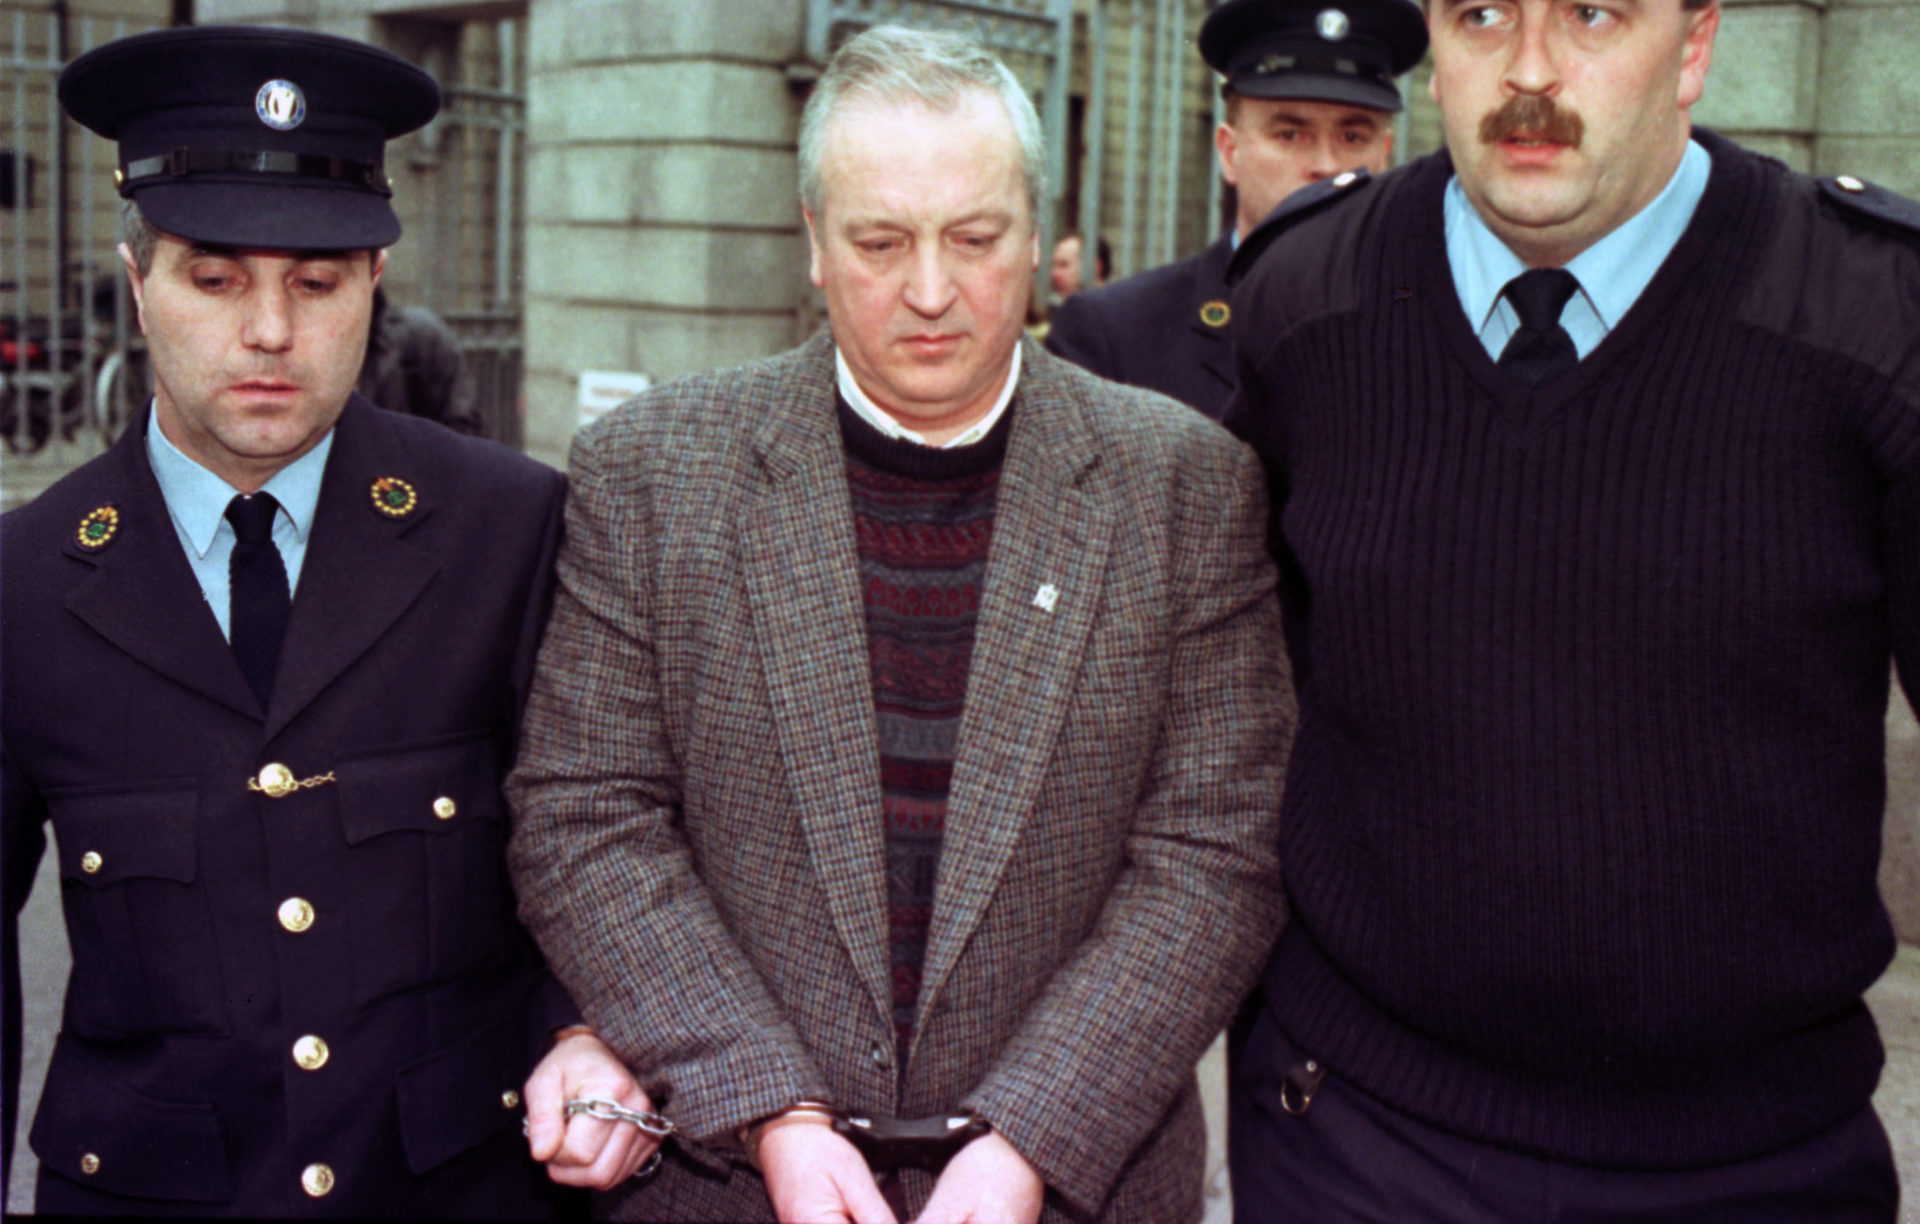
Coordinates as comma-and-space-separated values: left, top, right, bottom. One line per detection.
838, 397, 1007, 1060
1227, 130, 1920, 1168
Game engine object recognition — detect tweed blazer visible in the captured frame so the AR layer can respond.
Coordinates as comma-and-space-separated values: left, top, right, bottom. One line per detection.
505, 333, 1291, 1222
1046, 237, 1237, 420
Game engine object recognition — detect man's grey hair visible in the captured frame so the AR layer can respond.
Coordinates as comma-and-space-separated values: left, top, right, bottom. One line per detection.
121, 199, 160, 274
797, 25, 1047, 223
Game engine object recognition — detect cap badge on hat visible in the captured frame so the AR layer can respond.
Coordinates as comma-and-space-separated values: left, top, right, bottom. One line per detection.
255, 79, 307, 131
1317, 9, 1352, 40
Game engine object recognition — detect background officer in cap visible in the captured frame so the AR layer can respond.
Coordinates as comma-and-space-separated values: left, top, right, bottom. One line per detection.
1046, 0, 1425, 419
2, 25, 653, 1215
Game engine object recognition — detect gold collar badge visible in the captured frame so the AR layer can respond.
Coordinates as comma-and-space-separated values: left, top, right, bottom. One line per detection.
1200, 300, 1231, 329
76, 505, 120, 550
370, 476, 418, 519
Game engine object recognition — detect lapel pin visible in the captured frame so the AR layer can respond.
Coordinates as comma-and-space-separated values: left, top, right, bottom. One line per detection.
370, 476, 418, 519
76, 505, 120, 551
1200, 300, 1231, 329
1032, 583, 1059, 613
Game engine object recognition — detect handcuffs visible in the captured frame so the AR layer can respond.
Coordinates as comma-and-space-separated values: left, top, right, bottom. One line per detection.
523, 1096, 677, 1181
835, 1109, 992, 1175
532, 1096, 991, 1184
742, 1101, 990, 1177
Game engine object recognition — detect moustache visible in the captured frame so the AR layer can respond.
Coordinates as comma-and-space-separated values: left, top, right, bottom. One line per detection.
1479, 94, 1584, 147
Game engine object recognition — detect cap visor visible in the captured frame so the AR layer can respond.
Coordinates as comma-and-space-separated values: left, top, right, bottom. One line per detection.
1230, 70, 1404, 113
131, 179, 400, 250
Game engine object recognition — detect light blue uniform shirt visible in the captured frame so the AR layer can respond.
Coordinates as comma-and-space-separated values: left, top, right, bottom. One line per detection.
145, 406, 332, 640
1444, 138, 1711, 360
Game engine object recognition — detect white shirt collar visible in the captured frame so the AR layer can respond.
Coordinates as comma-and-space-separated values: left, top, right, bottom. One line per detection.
834, 345, 1021, 450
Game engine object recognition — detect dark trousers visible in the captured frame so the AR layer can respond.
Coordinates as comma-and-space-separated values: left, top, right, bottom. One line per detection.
1228, 1002, 1900, 1224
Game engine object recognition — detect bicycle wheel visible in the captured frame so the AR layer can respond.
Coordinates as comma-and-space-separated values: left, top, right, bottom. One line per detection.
93, 349, 141, 444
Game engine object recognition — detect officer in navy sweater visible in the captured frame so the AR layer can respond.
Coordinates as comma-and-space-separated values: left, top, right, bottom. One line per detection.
1045, 0, 1425, 419
1222, 0, 1920, 1218
2, 27, 655, 1215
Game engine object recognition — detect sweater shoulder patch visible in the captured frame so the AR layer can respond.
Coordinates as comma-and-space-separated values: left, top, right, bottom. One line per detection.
1228, 168, 1372, 285
1818, 174, 1920, 246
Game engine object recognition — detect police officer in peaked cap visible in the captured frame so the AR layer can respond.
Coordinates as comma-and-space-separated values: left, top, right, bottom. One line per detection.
1047, 0, 1425, 420
5, 26, 657, 1215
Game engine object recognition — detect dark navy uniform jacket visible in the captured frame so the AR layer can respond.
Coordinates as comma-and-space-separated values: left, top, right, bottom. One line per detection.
1045, 236, 1237, 420
2, 397, 576, 1217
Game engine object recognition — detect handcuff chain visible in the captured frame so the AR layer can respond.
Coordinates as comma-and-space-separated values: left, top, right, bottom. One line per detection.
563, 1095, 677, 1137
247, 770, 337, 795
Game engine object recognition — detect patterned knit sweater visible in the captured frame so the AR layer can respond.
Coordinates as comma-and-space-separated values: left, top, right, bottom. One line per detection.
838, 397, 1009, 1059
1227, 130, 1920, 1168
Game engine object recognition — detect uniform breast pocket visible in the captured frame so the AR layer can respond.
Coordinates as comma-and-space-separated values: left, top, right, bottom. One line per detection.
335, 732, 517, 1005
46, 783, 230, 1039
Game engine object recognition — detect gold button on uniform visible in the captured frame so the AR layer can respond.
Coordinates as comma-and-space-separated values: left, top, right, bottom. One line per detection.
79, 1153, 100, 1175
501, 1089, 521, 1110
301, 1163, 335, 1198
257, 762, 295, 797
277, 897, 315, 933
80, 851, 103, 875
432, 796, 457, 820
292, 1035, 330, 1071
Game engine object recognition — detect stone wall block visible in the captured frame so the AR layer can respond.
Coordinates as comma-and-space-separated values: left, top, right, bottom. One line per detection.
1884, 686, 1920, 946
1694, 3, 1822, 135
1818, 7, 1920, 135
527, 0, 801, 70
527, 222, 801, 311
519, 369, 580, 467
523, 297, 639, 381
532, 60, 796, 145
538, 144, 801, 228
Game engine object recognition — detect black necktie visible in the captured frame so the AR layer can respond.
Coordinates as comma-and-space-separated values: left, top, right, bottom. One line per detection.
226, 492, 290, 707
1497, 268, 1581, 387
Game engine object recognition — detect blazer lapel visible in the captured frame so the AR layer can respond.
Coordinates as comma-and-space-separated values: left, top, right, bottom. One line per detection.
918, 345, 1114, 1014
1189, 236, 1237, 392
742, 339, 895, 1022
264, 400, 440, 741
63, 413, 260, 719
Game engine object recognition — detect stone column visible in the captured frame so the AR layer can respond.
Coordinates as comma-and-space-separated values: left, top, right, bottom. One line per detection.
520, 0, 808, 467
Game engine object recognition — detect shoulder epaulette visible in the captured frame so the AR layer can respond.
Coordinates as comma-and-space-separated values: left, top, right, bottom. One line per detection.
1817, 173, 1920, 245
1227, 168, 1371, 285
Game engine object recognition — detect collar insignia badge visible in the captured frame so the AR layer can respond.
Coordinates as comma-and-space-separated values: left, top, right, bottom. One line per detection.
1200, 300, 1231, 328
76, 505, 120, 550
370, 476, 419, 519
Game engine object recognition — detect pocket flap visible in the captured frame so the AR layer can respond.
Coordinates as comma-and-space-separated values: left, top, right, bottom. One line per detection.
29, 1038, 232, 1202
47, 787, 198, 888
337, 734, 504, 846
394, 1009, 530, 1174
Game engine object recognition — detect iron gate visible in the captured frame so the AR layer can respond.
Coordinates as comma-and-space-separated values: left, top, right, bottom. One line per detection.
0, 7, 528, 499
2, 5, 157, 483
